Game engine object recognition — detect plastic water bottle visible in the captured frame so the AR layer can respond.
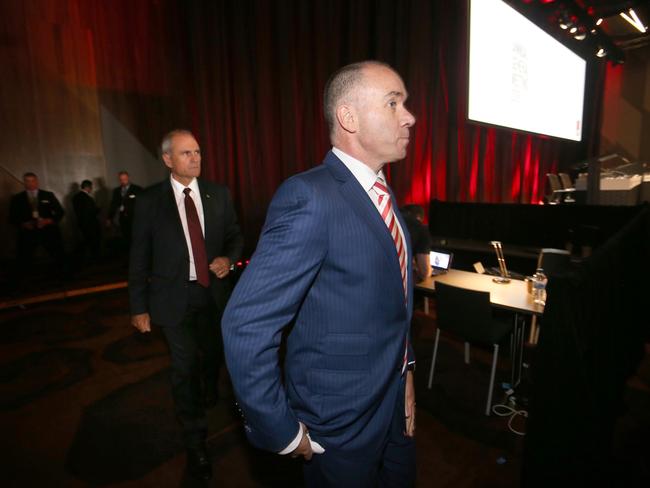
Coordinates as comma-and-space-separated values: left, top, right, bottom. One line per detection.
532, 268, 547, 306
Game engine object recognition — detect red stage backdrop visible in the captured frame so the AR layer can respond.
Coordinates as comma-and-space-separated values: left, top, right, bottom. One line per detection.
1, 0, 605, 250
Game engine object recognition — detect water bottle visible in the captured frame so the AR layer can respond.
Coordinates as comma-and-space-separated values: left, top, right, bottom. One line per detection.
532, 267, 547, 306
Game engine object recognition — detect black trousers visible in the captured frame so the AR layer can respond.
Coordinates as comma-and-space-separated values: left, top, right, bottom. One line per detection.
17, 226, 65, 269
161, 283, 223, 449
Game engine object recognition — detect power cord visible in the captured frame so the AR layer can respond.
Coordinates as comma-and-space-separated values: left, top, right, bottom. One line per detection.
492, 388, 528, 436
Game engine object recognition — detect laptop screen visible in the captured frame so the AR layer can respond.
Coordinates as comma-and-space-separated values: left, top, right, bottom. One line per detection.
430, 250, 453, 271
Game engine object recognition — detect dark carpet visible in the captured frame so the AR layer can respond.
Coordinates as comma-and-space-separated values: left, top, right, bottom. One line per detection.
1, 289, 648, 487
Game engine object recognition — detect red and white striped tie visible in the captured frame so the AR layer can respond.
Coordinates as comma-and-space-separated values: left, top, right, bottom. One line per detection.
372, 177, 407, 300
373, 177, 410, 374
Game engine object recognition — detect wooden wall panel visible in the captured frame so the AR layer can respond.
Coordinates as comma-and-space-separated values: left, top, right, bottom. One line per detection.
0, 0, 184, 258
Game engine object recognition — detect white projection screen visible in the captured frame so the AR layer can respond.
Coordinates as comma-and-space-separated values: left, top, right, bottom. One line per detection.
468, 0, 587, 141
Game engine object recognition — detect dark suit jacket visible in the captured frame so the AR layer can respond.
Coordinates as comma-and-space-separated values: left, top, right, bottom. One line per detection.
222, 151, 414, 454
72, 191, 100, 233
9, 189, 65, 227
128, 177, 243, 327
108, 184, 142, 220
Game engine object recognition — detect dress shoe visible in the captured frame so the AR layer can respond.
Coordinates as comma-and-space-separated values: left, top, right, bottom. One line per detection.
186, 447, 213, 481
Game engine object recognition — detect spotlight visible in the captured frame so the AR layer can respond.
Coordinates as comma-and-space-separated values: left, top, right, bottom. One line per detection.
569, 26, 578, 33
574, 32, 586, 40
596, 47, 607, 58
620, 9, 647, 33
596, 18, 603, 26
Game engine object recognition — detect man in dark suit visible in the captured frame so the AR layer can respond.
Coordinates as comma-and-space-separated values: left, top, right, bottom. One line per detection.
9, 172, 66, 276
108, 171, 142, 247
128, 130, 243, 481
222, 61, 417, 486
72, 179, 101, 262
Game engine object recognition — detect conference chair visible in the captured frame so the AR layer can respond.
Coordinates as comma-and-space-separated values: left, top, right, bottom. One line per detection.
546, 173, 563, 204
559, 172, 574, 189
537, 248, 571, 277
547, 173, 562, 193
427, 282, 514, 415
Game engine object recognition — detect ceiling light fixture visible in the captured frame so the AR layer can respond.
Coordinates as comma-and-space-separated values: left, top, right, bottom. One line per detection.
620, 9, 647, 33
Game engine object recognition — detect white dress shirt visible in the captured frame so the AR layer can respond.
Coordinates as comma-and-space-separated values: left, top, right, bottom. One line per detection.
169, 175, 205, 281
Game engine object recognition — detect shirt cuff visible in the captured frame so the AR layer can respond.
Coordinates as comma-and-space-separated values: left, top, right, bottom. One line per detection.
278, 423, 303, 455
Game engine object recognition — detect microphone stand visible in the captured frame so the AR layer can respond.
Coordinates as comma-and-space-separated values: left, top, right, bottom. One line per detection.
490, 241, 511, 284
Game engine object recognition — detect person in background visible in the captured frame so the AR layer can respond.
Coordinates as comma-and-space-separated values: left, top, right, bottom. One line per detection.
73, 179, 102, 263
222, 61, 417, 487
400, 204, 432, 282
9, 172, 66, 279
128, 130, 243, 481
108, 171, 142, 247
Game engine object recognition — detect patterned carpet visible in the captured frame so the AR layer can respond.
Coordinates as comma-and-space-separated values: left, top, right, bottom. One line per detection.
2, 289, 647, 486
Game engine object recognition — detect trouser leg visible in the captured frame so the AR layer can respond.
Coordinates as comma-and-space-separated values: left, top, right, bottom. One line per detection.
162, 306, 207, 448
378, 377, 416, 487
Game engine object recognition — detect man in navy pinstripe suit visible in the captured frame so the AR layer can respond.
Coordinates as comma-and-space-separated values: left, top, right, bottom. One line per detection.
222, 61, 417, 487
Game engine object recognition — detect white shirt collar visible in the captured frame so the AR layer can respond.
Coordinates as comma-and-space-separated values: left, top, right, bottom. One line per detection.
332, 147, 385, 193
169, 175, 200, 203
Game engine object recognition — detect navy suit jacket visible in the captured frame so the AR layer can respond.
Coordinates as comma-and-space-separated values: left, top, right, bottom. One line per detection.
129, 177, 243, 327
222, 151, 414, 454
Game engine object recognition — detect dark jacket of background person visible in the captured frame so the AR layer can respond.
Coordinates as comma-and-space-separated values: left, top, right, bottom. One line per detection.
128, 178, 244, 326
108, 183, 142, 223
10, 189, 65, 227
73, 186, 101, 257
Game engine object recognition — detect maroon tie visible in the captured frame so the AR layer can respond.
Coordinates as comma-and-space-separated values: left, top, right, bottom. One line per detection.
183, 188, 210, 288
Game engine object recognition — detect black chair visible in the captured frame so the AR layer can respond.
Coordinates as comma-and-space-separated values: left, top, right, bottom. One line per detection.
546, 173, 575, 203
537, 248, 571, 276
427, 282, 514, 415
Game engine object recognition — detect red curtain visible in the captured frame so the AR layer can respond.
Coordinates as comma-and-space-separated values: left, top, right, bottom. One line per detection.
178, 0, 604, 246
1, 0, 606, 254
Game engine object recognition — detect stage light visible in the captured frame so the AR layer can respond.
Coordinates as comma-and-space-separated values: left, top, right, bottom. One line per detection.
596, 47, 607, 58
620, 9, 647, 33
596, 18, 603, 26
569, 26, 577, 33
574, 31, 586, 40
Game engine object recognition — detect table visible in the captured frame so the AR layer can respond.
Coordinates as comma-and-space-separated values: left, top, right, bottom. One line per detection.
416, 269, 543, 316
415, 269, 544, 386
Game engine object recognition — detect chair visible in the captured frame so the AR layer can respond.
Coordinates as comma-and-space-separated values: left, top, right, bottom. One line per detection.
427, 282, 514, 415
547, 173, 562, 193
537, 248, 571, 276
559, 172, 574, 189
545, 173, 563, 204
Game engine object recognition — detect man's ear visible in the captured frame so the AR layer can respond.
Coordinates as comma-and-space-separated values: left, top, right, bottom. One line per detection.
336, 104, 358, 134
162, 153, 172, 169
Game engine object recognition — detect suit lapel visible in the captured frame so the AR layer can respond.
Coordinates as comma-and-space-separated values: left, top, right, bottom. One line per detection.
197, 179, 215, 249
162, 179, 189, 260
325, 152, 407, 296
393, 198, 413, 311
